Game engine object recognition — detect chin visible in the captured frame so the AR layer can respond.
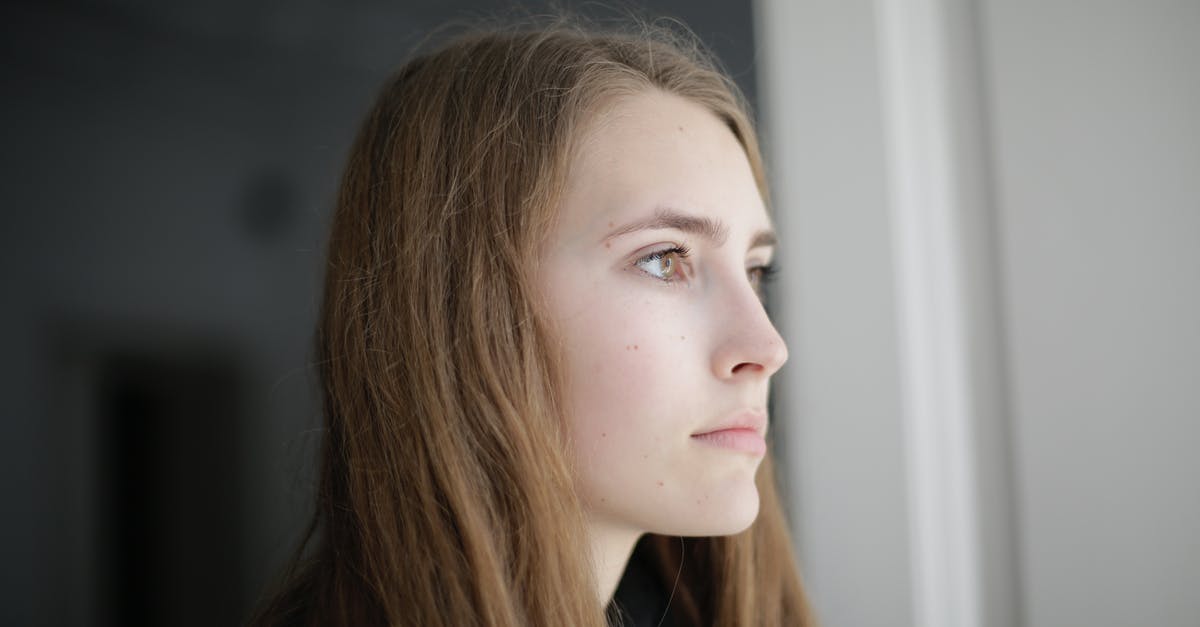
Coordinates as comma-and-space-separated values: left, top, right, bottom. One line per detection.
658, 482, 762, 537
706, 489, 762, 535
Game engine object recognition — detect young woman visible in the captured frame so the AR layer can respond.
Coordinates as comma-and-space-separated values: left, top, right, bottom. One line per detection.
250, 16, 816, 627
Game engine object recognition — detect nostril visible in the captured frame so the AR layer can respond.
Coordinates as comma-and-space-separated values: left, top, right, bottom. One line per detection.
731, 362, 764, 375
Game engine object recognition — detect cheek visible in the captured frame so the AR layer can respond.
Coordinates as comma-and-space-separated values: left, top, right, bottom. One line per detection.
553, 283, 700, 446
565, 306, 686, 439
564, 323, 691, 515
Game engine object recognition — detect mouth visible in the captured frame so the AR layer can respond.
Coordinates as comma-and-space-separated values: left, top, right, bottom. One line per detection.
690, 428, 767, 455
690, 408, 768, 456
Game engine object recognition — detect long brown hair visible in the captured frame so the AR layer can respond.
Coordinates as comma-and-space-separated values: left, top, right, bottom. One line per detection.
250, 16, 815, 627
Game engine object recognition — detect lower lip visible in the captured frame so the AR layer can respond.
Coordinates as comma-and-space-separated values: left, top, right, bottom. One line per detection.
690, 429, 767, 455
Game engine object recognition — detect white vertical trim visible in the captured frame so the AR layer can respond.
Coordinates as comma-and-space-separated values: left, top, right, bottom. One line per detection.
874, 1, 984, 627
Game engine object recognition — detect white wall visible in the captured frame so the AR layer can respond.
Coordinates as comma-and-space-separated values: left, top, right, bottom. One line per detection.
757, 1, 1200, 626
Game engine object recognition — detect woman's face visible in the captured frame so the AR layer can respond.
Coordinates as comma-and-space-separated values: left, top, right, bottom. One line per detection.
539, 89, 787, 539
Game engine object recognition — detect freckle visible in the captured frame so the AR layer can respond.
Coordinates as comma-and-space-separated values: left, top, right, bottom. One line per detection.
601, 498, 607, 503
680, 335, 686, 340
643, 454, 648, 459
633, 345, 638, 350
678, 125, 684, 132
608, 221, 614, 227
604, 242, 611, 248
601, 432, 606, 437
657, 480, 664, 487
696, 499, 702, 505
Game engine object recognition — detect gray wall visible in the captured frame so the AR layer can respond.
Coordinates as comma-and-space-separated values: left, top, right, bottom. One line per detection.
984, 1, 1200, 624
758, 0, 1200, 626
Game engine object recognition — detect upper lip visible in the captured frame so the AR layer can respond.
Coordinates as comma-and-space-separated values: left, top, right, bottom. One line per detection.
691, 408, 768, 437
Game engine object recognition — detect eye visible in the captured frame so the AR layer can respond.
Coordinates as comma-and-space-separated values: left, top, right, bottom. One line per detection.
747, 263, 779, 292
635, 245, 691, 282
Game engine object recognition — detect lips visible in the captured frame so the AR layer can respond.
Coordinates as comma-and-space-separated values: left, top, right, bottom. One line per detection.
690, 409, 768, 455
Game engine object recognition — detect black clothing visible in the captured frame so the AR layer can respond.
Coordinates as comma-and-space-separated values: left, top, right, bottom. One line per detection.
606, 538, 683, 627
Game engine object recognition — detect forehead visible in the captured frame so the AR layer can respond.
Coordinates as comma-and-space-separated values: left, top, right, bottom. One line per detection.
558, 90, 770, 242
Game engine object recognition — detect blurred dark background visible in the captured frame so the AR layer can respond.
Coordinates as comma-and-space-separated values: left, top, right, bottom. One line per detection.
0, 1, 759, 625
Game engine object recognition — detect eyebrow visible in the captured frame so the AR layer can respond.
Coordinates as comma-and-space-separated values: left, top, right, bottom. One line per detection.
603, 207, 778, 250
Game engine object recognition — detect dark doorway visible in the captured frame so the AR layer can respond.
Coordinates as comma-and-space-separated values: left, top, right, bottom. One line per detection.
93, 348, 247, 627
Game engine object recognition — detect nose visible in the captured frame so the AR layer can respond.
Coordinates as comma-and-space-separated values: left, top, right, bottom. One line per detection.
710, 288, 789, 380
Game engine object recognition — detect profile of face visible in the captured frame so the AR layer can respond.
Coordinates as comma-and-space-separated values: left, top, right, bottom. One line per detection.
539, 90, 788, 540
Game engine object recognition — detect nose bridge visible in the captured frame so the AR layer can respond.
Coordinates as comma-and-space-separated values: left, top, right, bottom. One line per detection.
709, 277, 789, 379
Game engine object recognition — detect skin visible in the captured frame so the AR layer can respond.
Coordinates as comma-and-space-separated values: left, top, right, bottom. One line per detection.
538, 89, 789, 603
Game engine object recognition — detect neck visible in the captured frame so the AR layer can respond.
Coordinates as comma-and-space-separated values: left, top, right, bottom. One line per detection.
587, 518, 643, 605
